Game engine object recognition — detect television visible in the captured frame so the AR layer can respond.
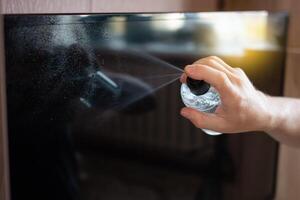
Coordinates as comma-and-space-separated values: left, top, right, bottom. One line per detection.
4, 12, 287, 200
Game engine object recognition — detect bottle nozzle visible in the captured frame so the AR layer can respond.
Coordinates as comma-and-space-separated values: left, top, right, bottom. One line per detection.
186, 77, 210, 96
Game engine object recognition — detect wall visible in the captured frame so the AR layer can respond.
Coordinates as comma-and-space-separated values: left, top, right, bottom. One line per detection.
224, 0, 300, 199
1, 0, 217, 13
0, 0, 9, 199
0, 11, 9, 200
275, 1, 300, 199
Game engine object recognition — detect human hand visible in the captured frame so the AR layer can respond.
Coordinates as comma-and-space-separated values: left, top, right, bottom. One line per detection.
180, 56, 273, 133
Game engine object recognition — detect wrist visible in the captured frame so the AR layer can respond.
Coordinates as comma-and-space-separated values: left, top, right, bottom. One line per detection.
260, 95, 282, 133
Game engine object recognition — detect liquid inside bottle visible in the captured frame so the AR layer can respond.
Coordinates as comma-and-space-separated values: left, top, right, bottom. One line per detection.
180, 83, 222, 136
181, 83, 220, 113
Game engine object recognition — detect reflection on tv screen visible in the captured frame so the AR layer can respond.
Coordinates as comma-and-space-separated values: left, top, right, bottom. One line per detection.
4, 12, 287, 200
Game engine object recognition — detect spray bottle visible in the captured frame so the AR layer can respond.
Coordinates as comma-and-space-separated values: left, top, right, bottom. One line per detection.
181, 77, 222, 136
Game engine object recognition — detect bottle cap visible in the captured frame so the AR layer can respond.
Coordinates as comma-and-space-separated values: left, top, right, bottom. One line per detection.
186, 77, 210, 95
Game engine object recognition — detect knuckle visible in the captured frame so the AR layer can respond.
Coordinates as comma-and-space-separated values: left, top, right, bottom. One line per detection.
233, 76, 243, 85
217, 72, 228, 83
197, 56, 217, 65
194, 58, 205, 64
196, 56, 220, 65
232, 68, 245, 84
218, 74, 232, 90
194, 63, 203, 68
206, 59, 217, 66
208, 56, 219, 61
235, 67, 243, 72
234, 67, 245, 75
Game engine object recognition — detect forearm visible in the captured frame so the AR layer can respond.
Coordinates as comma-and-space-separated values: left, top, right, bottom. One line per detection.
265, 96, 300, 147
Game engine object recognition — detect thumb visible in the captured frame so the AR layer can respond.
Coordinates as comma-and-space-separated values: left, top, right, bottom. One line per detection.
180, 107, 225, 131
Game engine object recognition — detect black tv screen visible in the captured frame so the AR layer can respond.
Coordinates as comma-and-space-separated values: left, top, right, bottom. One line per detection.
4, 12, 287, 200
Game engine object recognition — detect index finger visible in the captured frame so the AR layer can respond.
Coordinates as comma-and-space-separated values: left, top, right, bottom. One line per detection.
184, 64, 233, 97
